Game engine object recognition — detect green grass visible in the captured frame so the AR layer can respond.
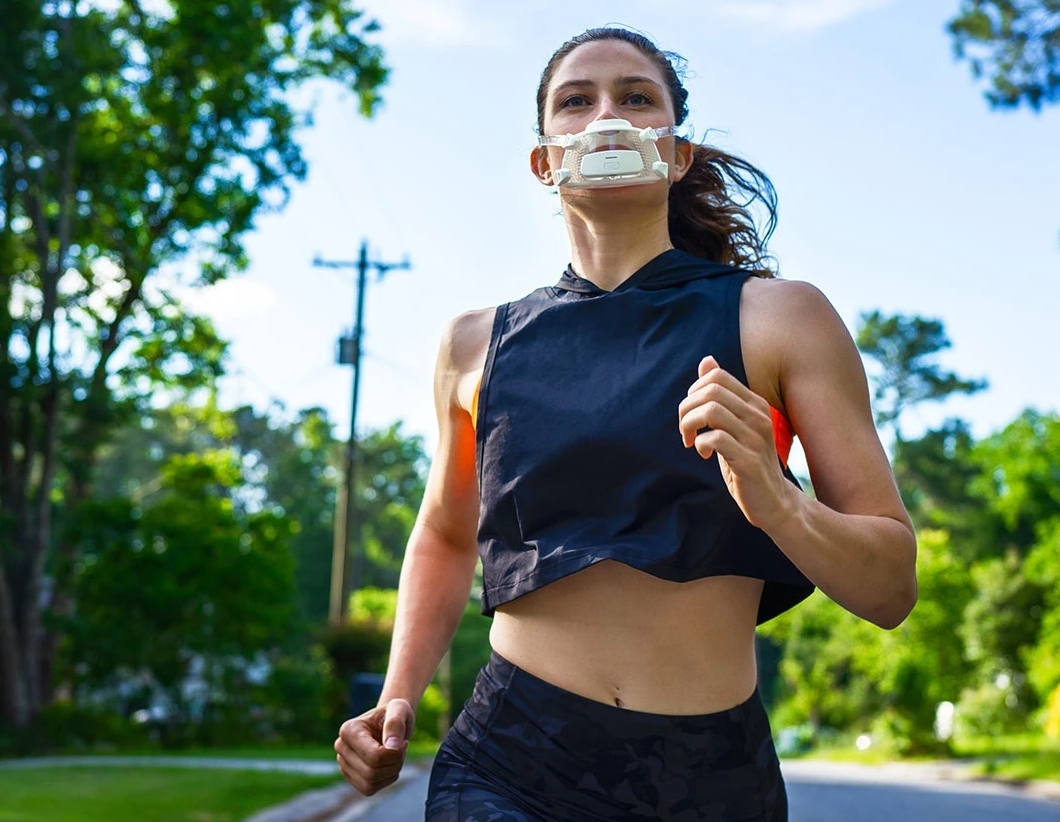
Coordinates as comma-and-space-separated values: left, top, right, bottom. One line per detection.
143, 739, 439, 762
0, 767, 340, 822
114, 744, 338, 761
955, 734, 1060, 783
971, 751, 1060, 782
796, 732, 1060, 784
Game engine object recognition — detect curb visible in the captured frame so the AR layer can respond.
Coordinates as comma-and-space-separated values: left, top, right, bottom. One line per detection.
242, 762, 430, 822
243, 782, 361, 822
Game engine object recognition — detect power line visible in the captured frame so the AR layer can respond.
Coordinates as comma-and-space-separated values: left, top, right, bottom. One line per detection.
313, 240, 410, 624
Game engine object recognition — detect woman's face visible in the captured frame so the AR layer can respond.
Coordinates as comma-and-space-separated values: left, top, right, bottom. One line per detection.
535, 39, 688, 188
541, 39, 677, 136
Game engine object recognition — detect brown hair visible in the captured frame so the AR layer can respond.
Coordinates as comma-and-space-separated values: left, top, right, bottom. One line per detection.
536, 27, 779, 277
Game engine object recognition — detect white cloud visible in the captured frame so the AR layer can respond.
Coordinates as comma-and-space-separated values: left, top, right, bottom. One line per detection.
713, 0, 898, 31
370, 0, 509, 48
183, 278, 276, 322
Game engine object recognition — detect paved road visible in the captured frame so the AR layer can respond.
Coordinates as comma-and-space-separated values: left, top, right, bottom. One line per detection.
783, 761, 1060, 822
339, 760, 1060, 821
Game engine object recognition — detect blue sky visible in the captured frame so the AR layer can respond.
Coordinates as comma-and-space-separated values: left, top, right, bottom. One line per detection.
184, 0, 1059, 456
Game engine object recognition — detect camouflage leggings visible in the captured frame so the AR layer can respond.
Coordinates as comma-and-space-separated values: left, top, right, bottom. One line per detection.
425, 653, 787, 821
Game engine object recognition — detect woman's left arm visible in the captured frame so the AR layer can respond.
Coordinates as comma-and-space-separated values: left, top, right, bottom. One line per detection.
677, 278, 917, 629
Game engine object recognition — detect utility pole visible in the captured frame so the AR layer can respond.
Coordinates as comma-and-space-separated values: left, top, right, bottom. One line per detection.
314, 240, 410, 624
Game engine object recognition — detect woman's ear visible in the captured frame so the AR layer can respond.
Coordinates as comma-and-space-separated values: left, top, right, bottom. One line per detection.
530, 145, 555, 186
670, 139, 694, 184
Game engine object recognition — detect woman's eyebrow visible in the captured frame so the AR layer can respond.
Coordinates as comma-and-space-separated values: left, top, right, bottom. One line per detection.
552, 75, 663, 96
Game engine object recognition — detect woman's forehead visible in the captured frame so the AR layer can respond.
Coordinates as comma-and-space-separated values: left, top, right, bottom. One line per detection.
548, 39, 665, 90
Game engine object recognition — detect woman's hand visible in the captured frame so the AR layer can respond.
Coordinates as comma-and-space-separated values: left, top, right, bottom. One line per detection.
677, 355, 794, 531
334, 698, 416, 796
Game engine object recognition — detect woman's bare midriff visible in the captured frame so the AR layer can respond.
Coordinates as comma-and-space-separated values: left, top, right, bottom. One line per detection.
489, 560, 764, 716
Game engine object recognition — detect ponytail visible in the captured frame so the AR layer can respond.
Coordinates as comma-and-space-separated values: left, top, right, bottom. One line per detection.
669, 143, 779, 277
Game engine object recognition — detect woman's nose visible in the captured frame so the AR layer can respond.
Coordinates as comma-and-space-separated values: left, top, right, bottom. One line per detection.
593, 95, 622, 121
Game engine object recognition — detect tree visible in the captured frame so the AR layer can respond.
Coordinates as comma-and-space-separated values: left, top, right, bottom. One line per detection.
855, 311, 987, 442
355, 423, 428, 590
969, 409, 1060, 552
889, 418, 1002, 560
0, 0, 388, 727
761, 530, 976, 752
949, 0, 1060, 110
959, 551, 1045, 721
91, 404, 429, 623
1025, 520, 1060, 705
229, 405, 341, 623
65, 449, 299, 744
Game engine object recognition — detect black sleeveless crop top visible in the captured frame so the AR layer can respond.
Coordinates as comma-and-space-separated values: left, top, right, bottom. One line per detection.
475, 249, 815, 624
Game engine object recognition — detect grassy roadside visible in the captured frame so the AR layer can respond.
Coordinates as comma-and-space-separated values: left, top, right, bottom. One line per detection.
0, 741, 442, 822
0, 767, 339, 822
955, 734, 1060, 783
795, 733, 1060, 784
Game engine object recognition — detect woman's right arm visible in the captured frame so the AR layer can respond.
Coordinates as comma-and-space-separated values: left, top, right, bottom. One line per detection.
334, 308, 491, 796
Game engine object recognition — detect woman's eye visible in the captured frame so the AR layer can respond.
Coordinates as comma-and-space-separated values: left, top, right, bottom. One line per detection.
626, 92, 652, 106
560, 95, 590, 108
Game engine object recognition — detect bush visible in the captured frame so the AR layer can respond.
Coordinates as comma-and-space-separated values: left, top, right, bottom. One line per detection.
319, 617, 393, 683
448, 603, 493, 725
1046, 684, 1060, 740
0, 702, 151, 757
413, 684, 450, 742
955, 680, 1036, 739
260, 646, 345, 742
349, 587, 399, 622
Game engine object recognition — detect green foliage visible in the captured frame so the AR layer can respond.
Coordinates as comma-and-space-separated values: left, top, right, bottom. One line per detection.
956, 681, 1034, 737
228, 404, 343, 623
0, 0, 389, 725
349, 586, 399, 622
64, 448, 300, 732
855, 311, 987, 440
871, 530, 976, 751
448, 601, 493, 726
0, 766, 339, 822
355, 424, 429, 589
949, 0, 1060, 110
1045, 683, 1060, 738
310, 586, 465, 743
253, 645, 343, 743
1025, 520, 1060, 701
318, 616, 393, 684
91, 405, 428, 625
414, 683, 450, 743
961, 552, 1045, 687
759, 592, 881, 730
891, 418, 985, 546
969, 410, 1060, 552
764, 530, 976, 752
0, 700, 149, 757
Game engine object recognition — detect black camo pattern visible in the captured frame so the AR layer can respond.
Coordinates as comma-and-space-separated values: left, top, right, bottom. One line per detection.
426, 653, 787, 821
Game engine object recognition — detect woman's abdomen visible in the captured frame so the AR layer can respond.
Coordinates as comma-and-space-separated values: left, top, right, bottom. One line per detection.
489, 559, 763, 715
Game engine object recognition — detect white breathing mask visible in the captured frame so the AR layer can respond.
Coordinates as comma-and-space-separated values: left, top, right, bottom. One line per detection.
537, 119, 679, 189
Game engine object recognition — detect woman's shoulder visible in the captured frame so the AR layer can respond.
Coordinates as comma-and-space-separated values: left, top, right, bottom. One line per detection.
741, 274, 830, 309
740, 275, 849, 346
738, 276, 857, 410
440, 306, 497, 372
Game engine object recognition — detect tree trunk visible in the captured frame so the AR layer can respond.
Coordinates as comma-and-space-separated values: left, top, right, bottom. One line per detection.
0, 564, 29, 727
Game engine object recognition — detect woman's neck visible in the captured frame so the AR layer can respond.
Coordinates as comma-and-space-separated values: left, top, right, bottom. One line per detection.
562, 190, 674, 291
